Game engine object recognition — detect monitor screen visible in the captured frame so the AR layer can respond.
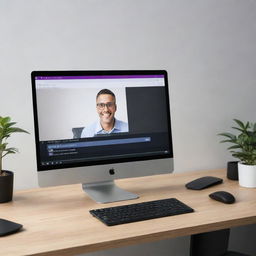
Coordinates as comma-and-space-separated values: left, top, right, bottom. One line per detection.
31, 70, 173, 203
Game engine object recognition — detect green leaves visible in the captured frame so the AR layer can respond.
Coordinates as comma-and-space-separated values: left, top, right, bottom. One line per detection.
0, 116, 29, 173
218, 132, 236, 143
218, 119, 256, 165
2, 147, 19, 157
0, 116, 29, 141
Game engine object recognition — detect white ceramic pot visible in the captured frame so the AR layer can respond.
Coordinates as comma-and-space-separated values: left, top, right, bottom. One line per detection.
238, 162, 256, 188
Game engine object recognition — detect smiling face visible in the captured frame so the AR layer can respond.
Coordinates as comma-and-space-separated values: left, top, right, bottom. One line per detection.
96, 94, 117, 129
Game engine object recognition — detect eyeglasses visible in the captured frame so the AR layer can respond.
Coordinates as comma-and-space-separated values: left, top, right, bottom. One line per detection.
96, 102, 115, 109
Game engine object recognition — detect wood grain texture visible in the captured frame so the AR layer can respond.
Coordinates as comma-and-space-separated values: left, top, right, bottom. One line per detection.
0, 169, 255, 256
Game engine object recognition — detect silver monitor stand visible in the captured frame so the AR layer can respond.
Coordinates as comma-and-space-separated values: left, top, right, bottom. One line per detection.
82, 180, 139, 203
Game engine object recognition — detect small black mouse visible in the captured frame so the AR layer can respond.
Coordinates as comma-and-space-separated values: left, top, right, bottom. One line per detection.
185, 176, 223, 190
209, 191, 235, 204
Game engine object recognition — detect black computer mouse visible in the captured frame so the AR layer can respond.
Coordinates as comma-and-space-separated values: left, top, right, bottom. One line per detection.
209, 191, 235, 204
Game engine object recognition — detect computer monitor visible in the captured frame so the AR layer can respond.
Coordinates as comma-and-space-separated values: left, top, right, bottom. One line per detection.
31, 70, 173, 203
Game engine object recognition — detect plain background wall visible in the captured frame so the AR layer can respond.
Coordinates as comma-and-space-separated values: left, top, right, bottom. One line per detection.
1, 0, 256, 255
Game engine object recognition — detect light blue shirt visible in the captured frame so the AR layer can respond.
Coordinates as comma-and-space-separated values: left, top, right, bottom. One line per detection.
81, 118, 129, 138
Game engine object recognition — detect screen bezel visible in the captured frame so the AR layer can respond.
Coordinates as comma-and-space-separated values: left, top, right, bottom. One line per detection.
31, 70, 173, 172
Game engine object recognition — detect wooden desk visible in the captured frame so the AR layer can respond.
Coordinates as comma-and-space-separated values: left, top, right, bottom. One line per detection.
0, 169, 255, 256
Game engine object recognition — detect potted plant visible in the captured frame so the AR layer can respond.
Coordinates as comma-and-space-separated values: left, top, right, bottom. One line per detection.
219, 119, 256, 188
0, 116, 29, 203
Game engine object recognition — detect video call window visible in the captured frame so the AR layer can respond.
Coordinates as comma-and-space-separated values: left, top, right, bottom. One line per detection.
33, 74, 172, 169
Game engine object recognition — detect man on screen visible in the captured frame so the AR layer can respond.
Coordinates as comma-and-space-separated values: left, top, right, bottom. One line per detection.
81, 89, 129, 137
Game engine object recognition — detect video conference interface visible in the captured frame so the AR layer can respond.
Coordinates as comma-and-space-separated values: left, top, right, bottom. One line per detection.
33, 74, 173, 170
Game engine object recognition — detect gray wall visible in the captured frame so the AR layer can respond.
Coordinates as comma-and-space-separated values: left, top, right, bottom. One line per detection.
1, 0, 255, 255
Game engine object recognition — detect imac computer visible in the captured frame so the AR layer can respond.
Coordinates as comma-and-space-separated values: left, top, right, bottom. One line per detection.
31, 70, 173, 203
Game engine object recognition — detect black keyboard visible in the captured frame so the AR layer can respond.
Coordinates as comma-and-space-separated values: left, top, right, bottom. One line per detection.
89, 198, 194, 226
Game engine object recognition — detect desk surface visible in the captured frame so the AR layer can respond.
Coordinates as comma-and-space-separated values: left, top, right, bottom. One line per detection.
0, 169, 256, 256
